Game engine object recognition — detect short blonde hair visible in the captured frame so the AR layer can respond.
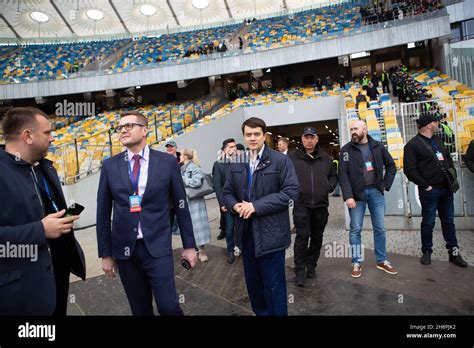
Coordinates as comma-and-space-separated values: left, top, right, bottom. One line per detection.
182, 148, 200, 166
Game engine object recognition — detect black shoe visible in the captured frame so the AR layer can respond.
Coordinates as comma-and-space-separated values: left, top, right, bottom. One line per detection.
449, 251, 468, 268
227, 251, 235, 264
295, 273, 305, 287
420, 252, 431, 265
306, 267, 316, 279
217, 230, 225, 240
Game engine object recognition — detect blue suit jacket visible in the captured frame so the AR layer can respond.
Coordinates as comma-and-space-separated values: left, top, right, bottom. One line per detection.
96, 148, 196, 260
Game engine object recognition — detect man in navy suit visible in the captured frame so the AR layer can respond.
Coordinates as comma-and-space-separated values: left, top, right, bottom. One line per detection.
96, 111, 197, 316
223, 117, 299, 316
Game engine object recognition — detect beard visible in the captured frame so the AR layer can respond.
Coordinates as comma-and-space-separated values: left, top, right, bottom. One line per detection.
351, 133, 363, 143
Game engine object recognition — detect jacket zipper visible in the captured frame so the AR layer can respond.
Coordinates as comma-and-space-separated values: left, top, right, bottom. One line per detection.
30, 167, 45, 216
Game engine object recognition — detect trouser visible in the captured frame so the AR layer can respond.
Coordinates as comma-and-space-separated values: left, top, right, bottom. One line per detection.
242, 222, 287, 316
224, 211, 235, 252
117, 240, 183, 316
418, 188, 458, 254
293, 206, 329, 274
348, 187, 387, 264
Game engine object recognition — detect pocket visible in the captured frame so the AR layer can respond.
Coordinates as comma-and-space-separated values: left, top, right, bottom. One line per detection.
262, 171, 278, 176
0, 270, 22, 286
293, 205, 307, 229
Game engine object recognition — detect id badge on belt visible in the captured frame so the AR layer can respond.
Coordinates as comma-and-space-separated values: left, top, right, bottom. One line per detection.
129, 195, 142, 213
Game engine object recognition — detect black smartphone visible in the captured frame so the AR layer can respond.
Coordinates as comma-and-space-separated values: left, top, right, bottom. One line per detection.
65, 203, 85, 216
181, 258, 191, 270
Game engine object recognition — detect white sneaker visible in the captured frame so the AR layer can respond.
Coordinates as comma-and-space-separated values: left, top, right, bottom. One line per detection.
234, 246, 241, 256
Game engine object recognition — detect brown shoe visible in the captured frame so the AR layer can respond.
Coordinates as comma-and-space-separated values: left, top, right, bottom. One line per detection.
376, 260, 398, 275
351, 263, 362, 278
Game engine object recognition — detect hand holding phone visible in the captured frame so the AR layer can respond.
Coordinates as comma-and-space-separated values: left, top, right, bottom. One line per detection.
65, 203, 85, 216
182, 258, 193, 275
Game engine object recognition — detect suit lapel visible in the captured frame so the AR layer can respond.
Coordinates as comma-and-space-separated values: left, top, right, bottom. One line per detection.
141, 149, 160, 204
118, 151, 134, 195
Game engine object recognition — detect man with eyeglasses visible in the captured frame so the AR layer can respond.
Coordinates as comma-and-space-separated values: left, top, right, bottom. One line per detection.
96, 111, 197, 315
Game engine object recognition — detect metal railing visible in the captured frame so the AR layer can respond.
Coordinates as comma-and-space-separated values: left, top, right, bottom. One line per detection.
49, 97, 222, 184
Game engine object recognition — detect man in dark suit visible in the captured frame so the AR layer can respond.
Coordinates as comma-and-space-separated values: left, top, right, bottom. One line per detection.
0, 107, 85, 315
213, 138, 237, 263
96, 111, 197, 316
223, 117, 299, 316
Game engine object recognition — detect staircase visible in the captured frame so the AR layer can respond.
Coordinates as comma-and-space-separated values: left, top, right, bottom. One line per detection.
78, 39, 134, 74
226, 23, 253, 51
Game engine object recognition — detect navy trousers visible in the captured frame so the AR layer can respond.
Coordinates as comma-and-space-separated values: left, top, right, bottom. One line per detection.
242, 222, 287, 316
117, 240, 183, 316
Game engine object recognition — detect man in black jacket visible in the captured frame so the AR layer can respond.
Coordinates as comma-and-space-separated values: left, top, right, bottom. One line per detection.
0, 107, 85, 315
223, 117, 299, 316
289, 127, 337, 286
213, 138, 237, 263
366, 82, 380, 101
339, 120, 397, 278
404, 114, 467, 267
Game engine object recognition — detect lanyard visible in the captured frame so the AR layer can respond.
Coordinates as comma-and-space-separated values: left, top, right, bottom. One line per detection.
430, 138, 440, 152
127, 149, 144, 195
33, 169, 59, 212
360, 142, 373, 163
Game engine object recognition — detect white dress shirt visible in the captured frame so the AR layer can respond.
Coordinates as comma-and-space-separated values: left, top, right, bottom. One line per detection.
127, 145, 150, 239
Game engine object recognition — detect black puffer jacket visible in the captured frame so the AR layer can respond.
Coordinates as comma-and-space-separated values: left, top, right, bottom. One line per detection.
289, 146, 337, 208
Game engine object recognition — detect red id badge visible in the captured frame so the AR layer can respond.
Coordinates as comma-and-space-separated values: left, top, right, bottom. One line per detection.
129, 195, 142, 213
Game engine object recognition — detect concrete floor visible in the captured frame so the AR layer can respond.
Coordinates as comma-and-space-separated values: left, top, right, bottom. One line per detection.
68, 196, 474, 316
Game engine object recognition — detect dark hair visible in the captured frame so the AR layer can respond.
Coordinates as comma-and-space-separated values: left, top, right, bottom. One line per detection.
222, 138, 236, 150
2, 107, 48, 142
278, 137, 289, 145
236, 143, 245, 151
120, 111, 148, 127
241, 117, 266, 135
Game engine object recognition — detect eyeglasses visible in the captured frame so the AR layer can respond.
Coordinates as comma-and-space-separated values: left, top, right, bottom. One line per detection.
116, 123, 146, 132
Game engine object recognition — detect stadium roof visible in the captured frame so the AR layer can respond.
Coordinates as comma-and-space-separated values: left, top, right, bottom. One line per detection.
0, 0, 338, 41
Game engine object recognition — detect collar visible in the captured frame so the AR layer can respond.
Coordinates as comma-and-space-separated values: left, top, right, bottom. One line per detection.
127, 145, 149, 162
249, 144, 265, 161
0, 149, 53, 168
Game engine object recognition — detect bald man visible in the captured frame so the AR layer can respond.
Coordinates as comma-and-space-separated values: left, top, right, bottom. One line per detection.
339, 120, 397, 278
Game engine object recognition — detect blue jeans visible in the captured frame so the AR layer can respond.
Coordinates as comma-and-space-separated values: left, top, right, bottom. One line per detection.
225, 211, 235, 252
349, 187, 387, 264
418, 188, 458, 254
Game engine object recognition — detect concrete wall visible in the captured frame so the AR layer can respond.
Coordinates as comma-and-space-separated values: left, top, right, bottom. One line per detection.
243, 96, 342, 126
62, 170, 100, 229
447, 0, 474, 22
451, 39, 474, 49
0, 12, 451, 100
153, 110, 246, 174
